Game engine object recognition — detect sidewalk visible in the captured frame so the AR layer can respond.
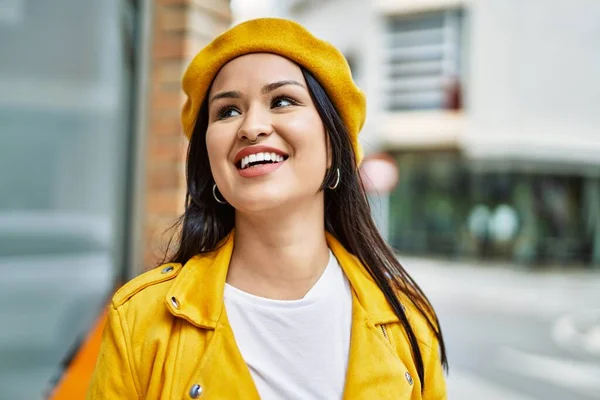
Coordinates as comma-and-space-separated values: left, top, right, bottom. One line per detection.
400, 255, 600, 360
399, 255, 600, 317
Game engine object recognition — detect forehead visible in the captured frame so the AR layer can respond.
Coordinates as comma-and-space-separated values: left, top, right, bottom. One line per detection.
210, 53, 304, 94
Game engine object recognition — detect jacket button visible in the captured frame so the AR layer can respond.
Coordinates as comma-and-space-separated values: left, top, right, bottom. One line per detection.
171, 296, 180, 309
161, 266, 174, 274
189, 384, 203, 398
405, 371, 413, 385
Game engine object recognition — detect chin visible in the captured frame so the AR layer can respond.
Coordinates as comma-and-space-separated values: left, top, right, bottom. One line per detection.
233, 198, 285, 214
230, 188, 289, 213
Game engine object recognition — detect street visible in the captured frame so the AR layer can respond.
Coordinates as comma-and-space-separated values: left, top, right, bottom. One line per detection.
403, 256, 600, 400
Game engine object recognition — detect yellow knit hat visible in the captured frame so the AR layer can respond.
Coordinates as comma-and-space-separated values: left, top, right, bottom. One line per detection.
181, 18, 366, 165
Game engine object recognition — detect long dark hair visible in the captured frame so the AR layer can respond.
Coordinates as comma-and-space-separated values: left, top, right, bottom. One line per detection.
164, 67, 448, 389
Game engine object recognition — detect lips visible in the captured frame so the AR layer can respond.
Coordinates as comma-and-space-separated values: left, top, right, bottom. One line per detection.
233, 145, 289, 170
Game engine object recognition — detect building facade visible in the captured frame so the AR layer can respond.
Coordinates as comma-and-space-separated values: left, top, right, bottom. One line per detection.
285, 0, 600, 267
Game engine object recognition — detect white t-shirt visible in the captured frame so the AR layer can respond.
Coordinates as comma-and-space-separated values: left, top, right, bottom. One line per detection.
224, 252, 352, 400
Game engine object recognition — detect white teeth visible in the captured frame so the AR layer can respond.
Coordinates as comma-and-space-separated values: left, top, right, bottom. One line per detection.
239, 152, 286, 169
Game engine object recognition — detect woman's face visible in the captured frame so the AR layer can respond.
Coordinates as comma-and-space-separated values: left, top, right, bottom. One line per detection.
206, 53, 329, 213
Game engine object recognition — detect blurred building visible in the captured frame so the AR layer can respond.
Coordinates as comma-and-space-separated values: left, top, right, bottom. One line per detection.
0, 0, 231, 398
285, 0, 600, 268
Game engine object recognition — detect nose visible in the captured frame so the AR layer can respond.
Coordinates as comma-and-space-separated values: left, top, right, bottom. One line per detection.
237, 105, 273, 144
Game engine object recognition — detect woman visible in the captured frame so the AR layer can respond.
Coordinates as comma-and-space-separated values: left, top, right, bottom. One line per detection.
87, 18, 447, 399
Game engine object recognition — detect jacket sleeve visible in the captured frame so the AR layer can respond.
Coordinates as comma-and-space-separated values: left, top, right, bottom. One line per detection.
86, 304, 140, 399
422, 334, 447, 400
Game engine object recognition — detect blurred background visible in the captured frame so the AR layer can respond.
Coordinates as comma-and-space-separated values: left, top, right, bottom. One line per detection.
0, 0, 599, 399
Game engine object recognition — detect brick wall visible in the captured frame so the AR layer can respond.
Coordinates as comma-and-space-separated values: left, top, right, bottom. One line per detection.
143, 0, 232, 269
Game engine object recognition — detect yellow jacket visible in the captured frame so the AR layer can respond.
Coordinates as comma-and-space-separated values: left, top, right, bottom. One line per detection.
87, 232, 447, 399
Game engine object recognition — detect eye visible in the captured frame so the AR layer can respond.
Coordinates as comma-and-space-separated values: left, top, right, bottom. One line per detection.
271, 95, 298, 109
216, 106, 241, 120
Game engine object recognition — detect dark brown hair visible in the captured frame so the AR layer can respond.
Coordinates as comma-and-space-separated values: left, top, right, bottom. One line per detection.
164, 67, 448, 390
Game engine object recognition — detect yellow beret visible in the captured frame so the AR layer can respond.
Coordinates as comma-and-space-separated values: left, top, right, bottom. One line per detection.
181, 18, 366, 165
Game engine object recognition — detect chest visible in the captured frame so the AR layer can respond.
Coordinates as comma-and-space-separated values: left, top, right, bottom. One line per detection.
136, 303, 418, 399
224, 286, 353, 399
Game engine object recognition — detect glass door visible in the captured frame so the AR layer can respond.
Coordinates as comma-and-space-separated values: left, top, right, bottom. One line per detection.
0, 0, 138, 397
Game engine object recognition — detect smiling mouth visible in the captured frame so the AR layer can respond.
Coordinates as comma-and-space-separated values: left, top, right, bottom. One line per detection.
236, 152, 289, 170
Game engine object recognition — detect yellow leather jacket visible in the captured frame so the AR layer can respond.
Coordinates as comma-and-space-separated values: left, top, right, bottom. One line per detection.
86, 232, 447, 399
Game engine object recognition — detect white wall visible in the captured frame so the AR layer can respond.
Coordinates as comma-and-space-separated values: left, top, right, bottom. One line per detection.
463, 0, 600, 169
232, 0, 290, 23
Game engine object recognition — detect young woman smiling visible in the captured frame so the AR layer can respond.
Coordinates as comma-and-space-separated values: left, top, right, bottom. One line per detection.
87, 18, 448, 400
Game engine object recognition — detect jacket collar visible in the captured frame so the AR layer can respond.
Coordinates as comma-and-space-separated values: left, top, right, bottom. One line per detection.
165, 230, 399, 328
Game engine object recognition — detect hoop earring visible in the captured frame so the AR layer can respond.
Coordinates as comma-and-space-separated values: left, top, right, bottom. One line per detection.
212, 183, 228, 204
328, 168, 340, 190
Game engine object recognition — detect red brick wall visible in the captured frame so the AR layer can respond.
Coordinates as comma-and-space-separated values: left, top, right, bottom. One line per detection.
143, 0, 232, 269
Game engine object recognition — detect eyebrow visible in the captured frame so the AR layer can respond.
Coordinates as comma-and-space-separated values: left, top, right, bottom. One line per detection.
209, 90, 241, 104
209, 80, 305, 104
261, 80, 305, 94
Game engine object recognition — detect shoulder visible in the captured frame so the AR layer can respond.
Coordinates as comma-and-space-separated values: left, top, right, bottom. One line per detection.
111, 262, 183, 309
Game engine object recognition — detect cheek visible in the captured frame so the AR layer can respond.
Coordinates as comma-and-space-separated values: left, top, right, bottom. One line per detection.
279, 114, 329, 189
205, 128, 231, 177
204, 130, 218, 156
281, 112, 328, 159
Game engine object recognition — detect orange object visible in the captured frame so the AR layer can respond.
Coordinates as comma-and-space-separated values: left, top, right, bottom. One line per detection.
49, 309, 107, 399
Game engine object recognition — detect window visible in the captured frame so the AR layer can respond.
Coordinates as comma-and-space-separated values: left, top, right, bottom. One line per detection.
0, 1, 139, 397
384, 10, 463, 111
389, 153, 598, 266
0, 0, 23, 25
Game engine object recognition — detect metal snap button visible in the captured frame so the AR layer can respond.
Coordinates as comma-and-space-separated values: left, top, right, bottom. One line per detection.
161, 266, 174, 274
189, 384, 203, 398
405, 371, 413, 385
171, 296, 180, 309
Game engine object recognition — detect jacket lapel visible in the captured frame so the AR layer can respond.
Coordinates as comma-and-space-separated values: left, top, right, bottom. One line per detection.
182, 313, 261, 399
167, 232, 261, 399
328, 233, 414, 398
167, 230, 414, 399
342, 297, 414, 399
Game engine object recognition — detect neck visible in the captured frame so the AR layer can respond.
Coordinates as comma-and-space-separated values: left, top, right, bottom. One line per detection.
227, 197, 330, 300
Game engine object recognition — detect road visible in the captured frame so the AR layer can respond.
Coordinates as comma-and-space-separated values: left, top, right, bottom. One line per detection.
403, 256, 600, 400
